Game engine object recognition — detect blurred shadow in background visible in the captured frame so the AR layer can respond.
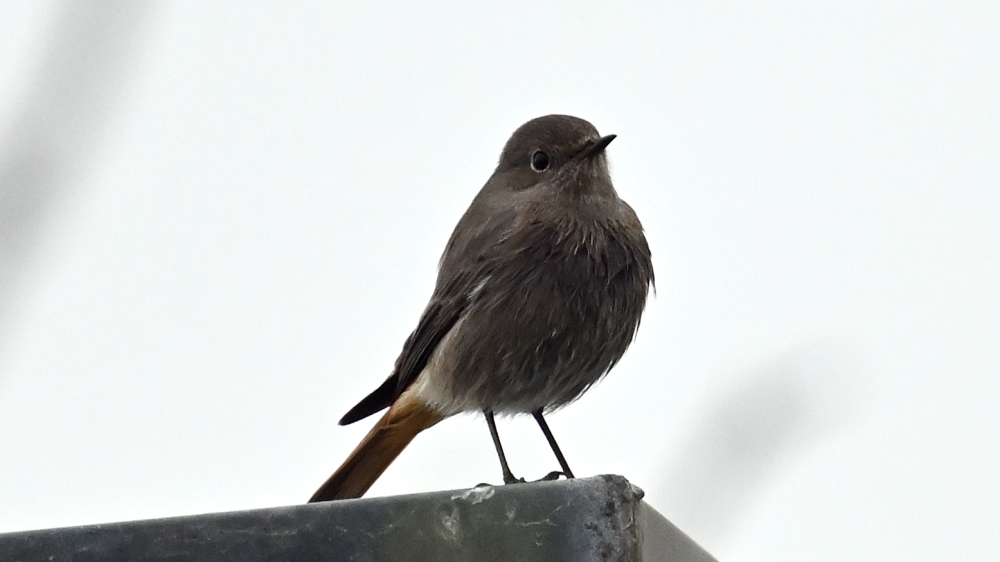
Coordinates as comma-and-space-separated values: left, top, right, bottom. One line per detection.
0, 1, 154, 349
660, 342, 865, 550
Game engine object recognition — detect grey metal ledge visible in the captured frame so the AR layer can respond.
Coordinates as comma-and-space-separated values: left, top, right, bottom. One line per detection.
0, 475, 715, 561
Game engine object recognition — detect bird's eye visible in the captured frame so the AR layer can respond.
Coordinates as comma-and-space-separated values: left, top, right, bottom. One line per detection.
530, 150, 550, 172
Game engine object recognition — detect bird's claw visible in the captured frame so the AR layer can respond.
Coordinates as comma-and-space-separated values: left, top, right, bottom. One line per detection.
478, 471, 568, 488
538, 470, 570, 481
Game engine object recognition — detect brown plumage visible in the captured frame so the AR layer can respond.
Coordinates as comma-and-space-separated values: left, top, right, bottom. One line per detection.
310, 115, 653, 502
310, 390, 442, 501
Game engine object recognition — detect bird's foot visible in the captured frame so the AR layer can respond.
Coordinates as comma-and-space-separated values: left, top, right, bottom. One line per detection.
474, 471, 526, 488
537, 470, 571, 482
476, 471, 570, 488
492, 460, 525, 485
503, 473, 527, 485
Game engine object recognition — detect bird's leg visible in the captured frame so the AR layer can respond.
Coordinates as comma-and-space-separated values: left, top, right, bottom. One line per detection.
485, 409, 523, 485
533, 410, 575, 479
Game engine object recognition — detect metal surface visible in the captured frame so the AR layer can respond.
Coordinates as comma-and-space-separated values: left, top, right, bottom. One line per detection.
0, 475, 715, 561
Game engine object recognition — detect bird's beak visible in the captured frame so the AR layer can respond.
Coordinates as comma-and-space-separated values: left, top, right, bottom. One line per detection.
583, 134, 616, 159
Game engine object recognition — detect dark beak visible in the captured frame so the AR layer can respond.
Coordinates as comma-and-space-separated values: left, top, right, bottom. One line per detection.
583, 134, 616, 158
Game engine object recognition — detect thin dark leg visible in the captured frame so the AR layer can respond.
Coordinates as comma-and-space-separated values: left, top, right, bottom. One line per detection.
532, 410, 575, 479
485, 410, 522, 484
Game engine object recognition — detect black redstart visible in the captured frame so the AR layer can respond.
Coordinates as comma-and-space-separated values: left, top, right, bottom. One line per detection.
310, 115, 654, 501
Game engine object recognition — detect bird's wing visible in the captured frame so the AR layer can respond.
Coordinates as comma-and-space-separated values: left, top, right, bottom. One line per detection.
338, 206, 517, 425
338, 272, 474, 425
391, 274, 475, 395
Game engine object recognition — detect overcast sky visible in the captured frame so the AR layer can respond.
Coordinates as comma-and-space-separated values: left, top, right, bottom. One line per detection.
0, 2, 997, 560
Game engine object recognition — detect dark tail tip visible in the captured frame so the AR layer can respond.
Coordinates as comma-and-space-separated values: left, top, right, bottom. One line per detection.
338, 374, 398, 425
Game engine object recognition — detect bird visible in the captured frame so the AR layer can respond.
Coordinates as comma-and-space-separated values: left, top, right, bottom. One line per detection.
309, 114, 654, 502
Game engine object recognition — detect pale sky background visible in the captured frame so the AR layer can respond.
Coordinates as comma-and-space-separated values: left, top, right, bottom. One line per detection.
0, 2, 997, 560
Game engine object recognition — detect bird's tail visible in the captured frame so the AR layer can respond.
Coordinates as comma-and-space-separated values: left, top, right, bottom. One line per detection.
309, 393, 443, 502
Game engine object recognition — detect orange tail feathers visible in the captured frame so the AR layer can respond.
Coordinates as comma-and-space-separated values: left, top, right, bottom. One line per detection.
309, 393, 443, 502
